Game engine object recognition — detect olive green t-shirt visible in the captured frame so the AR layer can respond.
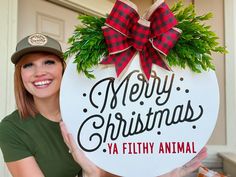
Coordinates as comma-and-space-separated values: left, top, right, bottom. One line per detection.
0, 110, 81, 177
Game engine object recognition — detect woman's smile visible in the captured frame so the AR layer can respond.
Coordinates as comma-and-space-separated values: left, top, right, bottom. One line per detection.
33, 79, 52, 88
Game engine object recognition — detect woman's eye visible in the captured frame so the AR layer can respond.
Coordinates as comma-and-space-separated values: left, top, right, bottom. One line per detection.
22, 63, 33, 69
45, 60, 55, 65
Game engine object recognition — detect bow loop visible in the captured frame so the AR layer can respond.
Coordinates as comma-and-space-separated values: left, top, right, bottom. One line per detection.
101, 0, 181, 80
105, 0, 139, 37
148, 2, 178, 37
102, 26, 131, 54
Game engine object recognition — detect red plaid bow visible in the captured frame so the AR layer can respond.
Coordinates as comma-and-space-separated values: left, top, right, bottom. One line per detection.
101, 0, 181, 80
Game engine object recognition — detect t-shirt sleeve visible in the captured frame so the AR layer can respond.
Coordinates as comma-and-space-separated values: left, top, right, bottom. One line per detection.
0, 120, 32, 162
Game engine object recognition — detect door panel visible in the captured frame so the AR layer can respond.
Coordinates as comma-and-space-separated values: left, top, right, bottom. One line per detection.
18, 0, 80, 51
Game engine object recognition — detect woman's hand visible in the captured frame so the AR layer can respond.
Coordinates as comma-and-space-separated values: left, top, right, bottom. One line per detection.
158, 147, 208, 177
60, 121, 102, 177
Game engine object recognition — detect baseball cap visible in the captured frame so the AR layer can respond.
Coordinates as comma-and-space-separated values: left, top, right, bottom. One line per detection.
11, 33, 63, 64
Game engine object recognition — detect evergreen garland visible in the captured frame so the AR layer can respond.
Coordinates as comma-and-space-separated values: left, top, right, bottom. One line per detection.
64, 1, 227, 78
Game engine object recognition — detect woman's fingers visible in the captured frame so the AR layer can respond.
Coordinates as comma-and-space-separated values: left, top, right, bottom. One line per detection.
59, 121, 70, 147
184, 146, 207, 169
60, 122, 83, 163
194, 146, 208, 162
67, 133, 82, 163
67, 133, 99, 170
179, 147, 208, 176
60, 122, 102, 177
60, 121, 84, 163
159, 147, 208, 177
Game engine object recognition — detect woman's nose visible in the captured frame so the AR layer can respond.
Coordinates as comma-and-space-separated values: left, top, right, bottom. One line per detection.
34, 65, 47, 77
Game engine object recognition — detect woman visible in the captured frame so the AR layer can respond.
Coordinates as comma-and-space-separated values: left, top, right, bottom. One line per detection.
0, 33, 83, 177
0, 33, 207, 177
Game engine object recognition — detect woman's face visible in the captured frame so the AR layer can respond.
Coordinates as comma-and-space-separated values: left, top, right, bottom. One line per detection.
20, 53, 63, 101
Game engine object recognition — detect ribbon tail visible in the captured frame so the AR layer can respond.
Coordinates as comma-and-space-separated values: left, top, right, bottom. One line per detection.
152, 54, 171, 72
139, 53, 152, 80
149, 42, 171, 71
100, 48, 136, 77
140, 43, 171, 80
139, 44, 154, 80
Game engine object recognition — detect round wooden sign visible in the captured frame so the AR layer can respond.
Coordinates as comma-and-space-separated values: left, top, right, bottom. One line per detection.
60, 54, 219, 177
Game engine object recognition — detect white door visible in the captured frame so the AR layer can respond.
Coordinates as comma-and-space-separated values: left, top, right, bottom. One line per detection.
0, 0, 81, 176
18, 0, 81, 51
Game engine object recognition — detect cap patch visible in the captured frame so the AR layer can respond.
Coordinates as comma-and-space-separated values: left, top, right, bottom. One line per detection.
28, 33, 48, 46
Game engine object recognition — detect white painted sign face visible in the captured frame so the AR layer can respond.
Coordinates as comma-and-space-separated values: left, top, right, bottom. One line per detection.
60, 54, 219, 177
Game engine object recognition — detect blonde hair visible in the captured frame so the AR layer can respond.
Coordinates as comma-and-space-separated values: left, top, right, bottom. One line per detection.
14, 53, 66, 119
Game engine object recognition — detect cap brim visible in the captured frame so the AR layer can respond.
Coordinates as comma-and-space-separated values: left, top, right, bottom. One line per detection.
11, 46, 63, 64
